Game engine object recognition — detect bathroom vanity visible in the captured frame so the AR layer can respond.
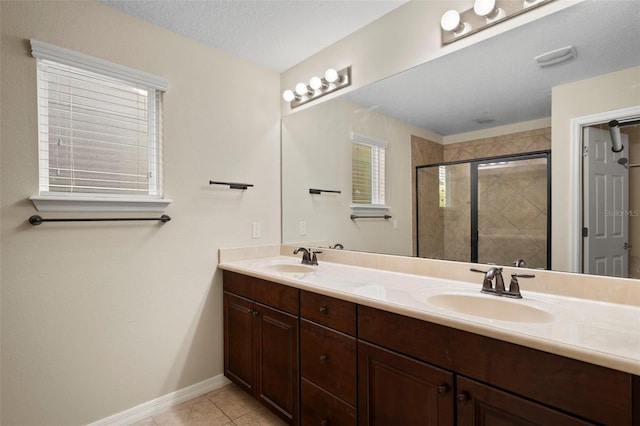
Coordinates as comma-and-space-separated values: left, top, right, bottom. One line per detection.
219, 248, 639, 426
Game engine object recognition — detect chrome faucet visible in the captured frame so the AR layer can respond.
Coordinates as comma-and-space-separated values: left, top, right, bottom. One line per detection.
513, 258, 527, 268
471, 267, 533, 299
329, 243, 344, 250
293, 247, 321, 265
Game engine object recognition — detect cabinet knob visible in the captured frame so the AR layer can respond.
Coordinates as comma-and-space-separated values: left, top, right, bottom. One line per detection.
319, 306, 328, 314
319, 355, 328, 362
437, 384, 450, 394
457, 392, 470, 404
251, 310, 259, 316
320, 420, 329, 426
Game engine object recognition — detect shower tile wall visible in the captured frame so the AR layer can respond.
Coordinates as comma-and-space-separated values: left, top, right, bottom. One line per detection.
414, 127, 551, 264
412, 135, 443, 256
476, 158, 548, 268
443, 127, 551, 162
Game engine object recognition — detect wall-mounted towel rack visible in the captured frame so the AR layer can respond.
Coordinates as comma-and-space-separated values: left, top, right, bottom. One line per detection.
29, 214, 171, 226
309, 189, 341, 195
209, 180, 254, 190
350, 214, 392, 220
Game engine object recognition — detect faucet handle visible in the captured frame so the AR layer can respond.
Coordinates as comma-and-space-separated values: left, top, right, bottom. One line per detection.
470, 267, 503, 293
506, 273, 535, 299
311, 250, 322, 265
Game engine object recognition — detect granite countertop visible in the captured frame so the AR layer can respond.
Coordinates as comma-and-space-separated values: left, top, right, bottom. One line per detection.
218, 254, 640, 375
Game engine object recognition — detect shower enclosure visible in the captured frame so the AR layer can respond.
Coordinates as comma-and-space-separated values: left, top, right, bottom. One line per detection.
416, 151, 551, 269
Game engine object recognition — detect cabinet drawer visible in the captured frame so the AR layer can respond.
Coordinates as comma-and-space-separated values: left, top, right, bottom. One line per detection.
300, 319, 356, 405
300, 290, 356, 335
223, 270, 299, 315
301, 378, 356, 426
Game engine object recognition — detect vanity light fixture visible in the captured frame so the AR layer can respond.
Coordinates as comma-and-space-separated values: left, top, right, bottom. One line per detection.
282, 66, 351, 109
440, 0, 553, 45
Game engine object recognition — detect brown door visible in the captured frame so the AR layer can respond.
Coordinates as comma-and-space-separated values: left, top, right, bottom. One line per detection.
456, 376, 593, 426
255, 302, 299, 425
224, 292, 255, 394
358, 340, 454, 425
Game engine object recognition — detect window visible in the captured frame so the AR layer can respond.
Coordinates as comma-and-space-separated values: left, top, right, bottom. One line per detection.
29, 40, 170, 211
351, 132, 387, 208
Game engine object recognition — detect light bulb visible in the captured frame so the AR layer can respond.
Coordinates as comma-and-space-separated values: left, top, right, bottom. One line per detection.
324, 68, 339, 83
440, 10, 462, 32
282, 89, 295, 102
309, 76, 323, 90
295, 82, 309, 96
474, 0, 505, 20
473, 0, 495, 16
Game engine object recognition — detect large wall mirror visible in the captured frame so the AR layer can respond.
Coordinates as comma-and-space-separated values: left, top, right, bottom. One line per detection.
282, 1, 640, 277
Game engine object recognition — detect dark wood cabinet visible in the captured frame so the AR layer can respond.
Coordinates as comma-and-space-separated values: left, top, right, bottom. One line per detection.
223, 270, 638, 426
358, 305, 637, 426
223, 272, 299, 425
456, 377, 593, 426
358, 340, 454, 426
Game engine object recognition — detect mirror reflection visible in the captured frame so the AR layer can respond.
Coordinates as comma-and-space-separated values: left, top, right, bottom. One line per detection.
281, 1, 640, 277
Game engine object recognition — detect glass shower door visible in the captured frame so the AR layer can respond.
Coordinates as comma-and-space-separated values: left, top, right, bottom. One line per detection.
475, 154, 550, 269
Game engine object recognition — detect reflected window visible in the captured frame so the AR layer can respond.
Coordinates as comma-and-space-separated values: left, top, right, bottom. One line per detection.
351, 132, 387, 206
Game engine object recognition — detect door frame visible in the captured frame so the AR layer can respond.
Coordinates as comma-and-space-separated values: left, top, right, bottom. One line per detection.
568, 105, 640, 273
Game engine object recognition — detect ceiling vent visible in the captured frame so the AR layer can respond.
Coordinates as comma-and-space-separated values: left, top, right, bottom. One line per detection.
535, 46, 577, 67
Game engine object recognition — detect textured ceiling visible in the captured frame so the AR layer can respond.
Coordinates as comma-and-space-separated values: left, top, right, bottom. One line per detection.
346, 0, 640, 136
98, 0, 408, 72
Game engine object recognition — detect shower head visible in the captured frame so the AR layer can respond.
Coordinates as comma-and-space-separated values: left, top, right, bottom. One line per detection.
618, 157, 629, 169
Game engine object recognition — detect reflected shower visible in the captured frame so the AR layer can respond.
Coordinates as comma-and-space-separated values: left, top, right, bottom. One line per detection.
608, 117, 640, 152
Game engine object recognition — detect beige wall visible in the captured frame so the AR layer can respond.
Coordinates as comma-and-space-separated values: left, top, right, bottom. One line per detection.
552, 66, 640, 272
282, 96, 434, 256
1, 2, 280, 424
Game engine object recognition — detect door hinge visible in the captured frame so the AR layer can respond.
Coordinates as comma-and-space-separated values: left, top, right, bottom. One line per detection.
582, 227, 588, 237
583, 145, 589, 157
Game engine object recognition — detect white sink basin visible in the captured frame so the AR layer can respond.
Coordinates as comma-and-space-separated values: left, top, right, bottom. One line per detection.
261, 263, 316, 274
427, 293, 554, 323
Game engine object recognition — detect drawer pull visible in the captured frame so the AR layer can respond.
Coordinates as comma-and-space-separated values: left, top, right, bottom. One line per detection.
437, 384, 450, 394
319, 355, 328, 362
457, 392, 470, 404
319, 306, 328, 314
320, 420, 329, 426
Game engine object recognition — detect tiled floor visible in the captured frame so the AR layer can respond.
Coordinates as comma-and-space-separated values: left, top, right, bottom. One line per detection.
130, 383, 287, 426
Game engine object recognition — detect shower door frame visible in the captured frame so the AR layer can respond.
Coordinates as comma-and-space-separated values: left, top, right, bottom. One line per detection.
416, 150, 552, 268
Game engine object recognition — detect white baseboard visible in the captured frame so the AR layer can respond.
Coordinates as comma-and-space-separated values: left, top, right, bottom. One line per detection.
88, 374, 232, 426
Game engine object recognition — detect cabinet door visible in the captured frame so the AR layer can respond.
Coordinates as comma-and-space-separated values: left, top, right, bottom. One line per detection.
358, 341, 454, 426
255, 302, 299, 425
224, 292, 255, 395
456, 377, 594, 426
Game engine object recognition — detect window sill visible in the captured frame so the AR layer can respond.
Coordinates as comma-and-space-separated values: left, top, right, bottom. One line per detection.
350, 204, 390, 213
29, 195, 173, 212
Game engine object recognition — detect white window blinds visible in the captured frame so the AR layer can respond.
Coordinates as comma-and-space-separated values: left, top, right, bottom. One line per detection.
351, 132, 387, 205
32, 40, 167, 199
